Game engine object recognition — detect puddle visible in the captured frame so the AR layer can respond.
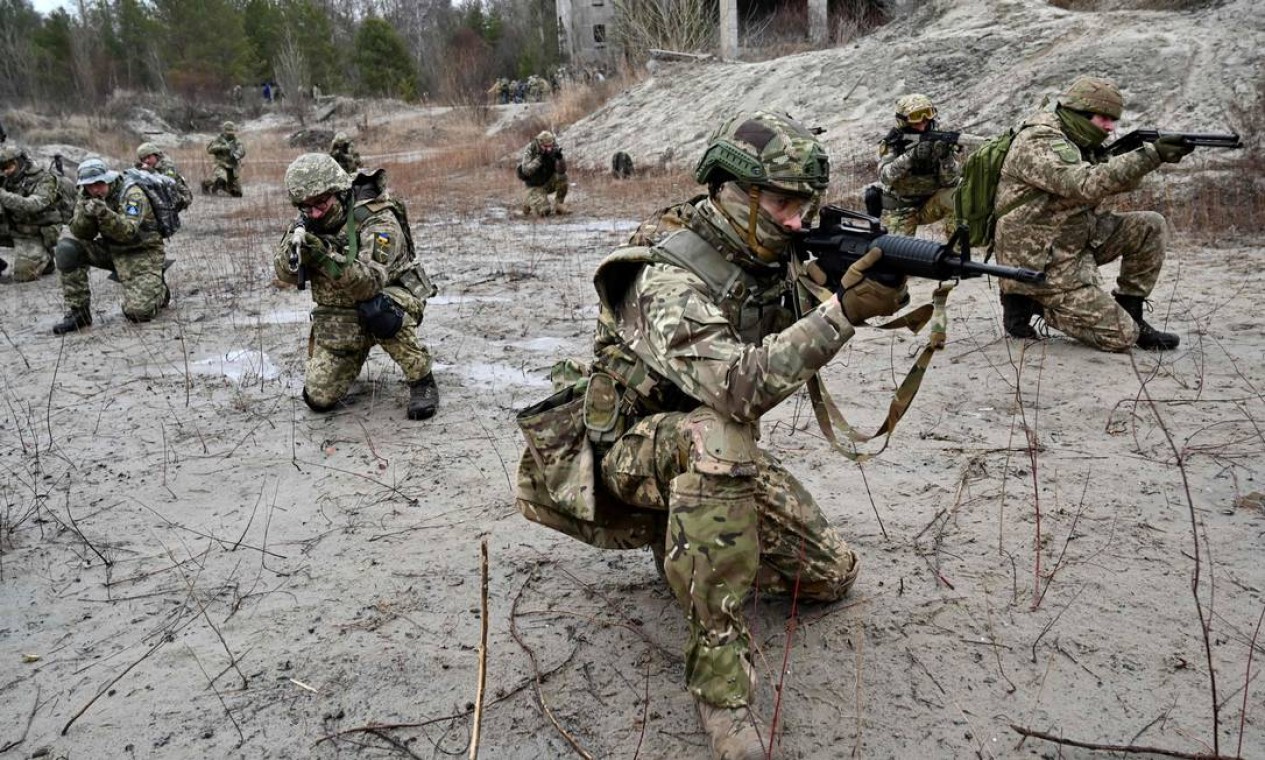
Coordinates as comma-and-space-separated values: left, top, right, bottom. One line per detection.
191, 349, 283, 382
262, 309, 311, 324
435, 361, 550, 390
428, 294, 512, 305
510, 219, 640, 235
510, 337, 571, 352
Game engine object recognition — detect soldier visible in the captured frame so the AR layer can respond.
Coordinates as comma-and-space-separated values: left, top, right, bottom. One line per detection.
51, 158, 171, 333
136, 142, 193, 211
875, 94, 960, 236
329, 132, 362, 174
202, 121, 246, 197
275, 154, 439, 419
514, 111, 907, 759
517, 131, 568, 216
0, 144, 60, 282
994, 76, 1190, 350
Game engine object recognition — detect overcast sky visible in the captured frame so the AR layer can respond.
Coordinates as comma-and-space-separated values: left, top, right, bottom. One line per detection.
31, 0, 73, 14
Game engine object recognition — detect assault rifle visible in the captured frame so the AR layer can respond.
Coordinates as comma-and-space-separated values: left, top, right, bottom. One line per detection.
289, 225, 307, 290
886, 129, 978, 153
793, 205, 1046, 288
1103, 130, 1242, 157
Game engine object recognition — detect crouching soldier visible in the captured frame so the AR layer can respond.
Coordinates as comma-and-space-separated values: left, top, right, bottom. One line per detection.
276, 153, 439, 419
0, 144, 60, 282
51, 158, 170, 333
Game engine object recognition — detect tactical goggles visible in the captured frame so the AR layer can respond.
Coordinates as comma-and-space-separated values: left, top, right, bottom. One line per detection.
902, 107, 936, 123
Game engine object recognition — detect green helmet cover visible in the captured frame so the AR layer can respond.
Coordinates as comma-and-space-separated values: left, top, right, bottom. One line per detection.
284, 152, 352, 205
1060, 76, 1124, 119
136, 142, 163, 161
694, 111, 829, 196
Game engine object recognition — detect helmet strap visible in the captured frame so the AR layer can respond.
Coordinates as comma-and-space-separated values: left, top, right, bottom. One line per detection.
710, 183, 783, 265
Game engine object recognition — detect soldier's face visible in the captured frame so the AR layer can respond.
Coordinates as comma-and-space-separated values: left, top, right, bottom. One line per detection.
1089, 114, 1117, 134
85, 181, 109, 198
757, 189, 813, 232
907, 118, 930, 132
141, 154, 159, 169
1, 160, 18, 178
299, 192, 338, 220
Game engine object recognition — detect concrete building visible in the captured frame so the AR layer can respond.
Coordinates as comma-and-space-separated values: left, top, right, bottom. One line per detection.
557, 0, 619, 65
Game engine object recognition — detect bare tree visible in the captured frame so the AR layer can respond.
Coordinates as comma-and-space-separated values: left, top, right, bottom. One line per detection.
613, 0, 718, 62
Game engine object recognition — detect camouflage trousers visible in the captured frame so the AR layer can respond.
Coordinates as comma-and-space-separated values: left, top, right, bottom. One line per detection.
55, 238, 168, 320
524, 175, 569, 216
1025, 210, 1165, 352
204, 166, 242, 197
599, 407, 858, 708
881, 187, 955, 237
304, 305, 433, 408
3, 230, 56, 281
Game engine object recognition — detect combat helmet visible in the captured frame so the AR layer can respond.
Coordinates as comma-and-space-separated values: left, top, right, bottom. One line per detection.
284, 152, 352, 205
536, 130, 556, 147
221, 121, 238, 135
76, 157, 120, 186
895, 94, 937, 126
694, 110, 829, 196
0, 143, 26, 171
331, 131, 350, 147
1059, 76, 1123, 119
136, 142, 163, 161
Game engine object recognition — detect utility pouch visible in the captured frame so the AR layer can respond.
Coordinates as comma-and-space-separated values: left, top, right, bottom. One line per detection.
863, 184, 883, 218
311, 307, 365, 352
357, 292, 404, 340
516, 385, 596, 521
583, 372, 624, 444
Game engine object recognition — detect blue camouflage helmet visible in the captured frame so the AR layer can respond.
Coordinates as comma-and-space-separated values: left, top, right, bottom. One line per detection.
76, 157, 120, 186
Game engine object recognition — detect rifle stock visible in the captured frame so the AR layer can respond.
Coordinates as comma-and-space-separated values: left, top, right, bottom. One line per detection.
794, 205, 1045, 287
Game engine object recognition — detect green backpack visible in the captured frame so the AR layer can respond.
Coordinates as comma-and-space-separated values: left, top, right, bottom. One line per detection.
954, 126, 1038, 253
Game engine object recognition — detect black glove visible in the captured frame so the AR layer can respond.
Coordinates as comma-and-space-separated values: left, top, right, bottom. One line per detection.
911, 140, 937, 160
1153, 136, 1195, 164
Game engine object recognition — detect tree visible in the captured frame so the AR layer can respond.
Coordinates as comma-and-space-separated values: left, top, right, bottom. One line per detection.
353, 17, 417, 100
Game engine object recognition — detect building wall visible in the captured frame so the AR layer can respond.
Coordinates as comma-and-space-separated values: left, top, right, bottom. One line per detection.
558, 0, 619, 64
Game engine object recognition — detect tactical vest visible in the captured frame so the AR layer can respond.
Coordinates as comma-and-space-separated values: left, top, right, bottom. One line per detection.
880, 126, 946, 203
520, 150, 559, 187
4, 165, 62, 231
590, 227, 794, 419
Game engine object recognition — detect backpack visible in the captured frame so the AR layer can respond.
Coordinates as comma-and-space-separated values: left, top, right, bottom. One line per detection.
954, 125, 1041, 253
48, 155, 77, 224
121, 167, 182, 238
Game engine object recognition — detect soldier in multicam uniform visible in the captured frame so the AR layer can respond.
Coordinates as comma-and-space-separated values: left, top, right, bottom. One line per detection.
329, 132, 362, 174
51, 158, 171, 333
202, 121, 246, 197
136, 142, 193, 211
514, 111, 908, 760
517, 131, 569, 216
875, 94, 959, 236
276, 153, 439, 419
994, 76, 1190, 351
0, 144, 60, 282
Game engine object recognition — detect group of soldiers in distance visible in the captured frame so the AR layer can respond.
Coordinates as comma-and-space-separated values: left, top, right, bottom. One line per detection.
0, 73, 1213, 758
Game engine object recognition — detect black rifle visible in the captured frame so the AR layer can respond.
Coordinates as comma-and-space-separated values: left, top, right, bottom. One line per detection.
793, 205, 1046, 288
885, 128, 962, 153
1103, 130, 1242, 157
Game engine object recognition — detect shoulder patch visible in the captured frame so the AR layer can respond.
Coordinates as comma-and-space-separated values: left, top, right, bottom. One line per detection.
1053, 140, 1082, 164
125, 202, 141, 217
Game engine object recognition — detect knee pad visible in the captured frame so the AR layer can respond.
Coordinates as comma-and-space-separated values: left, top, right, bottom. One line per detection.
54, 239, 83, 271
302, 388, 337, 413
680, 407, 759, 477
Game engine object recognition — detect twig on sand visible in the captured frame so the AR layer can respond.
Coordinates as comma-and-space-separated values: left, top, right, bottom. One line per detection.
1009, 724, 1240, 759
469, 538, 489, 760
62, 634, 170, 735
0, 683, 40, 752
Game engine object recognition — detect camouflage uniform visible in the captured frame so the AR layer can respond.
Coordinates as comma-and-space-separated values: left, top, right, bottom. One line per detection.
876, 95, 959, 236
56, 163, 169, 323
994, 111, 1166, 352
0, 148, 60, 281
518, 132, 568, 216
329, 133, 362, 174
275, 164, 436, 412
204, 124, 246, 197
137, 143, 193, 211
515, 113, 895, 726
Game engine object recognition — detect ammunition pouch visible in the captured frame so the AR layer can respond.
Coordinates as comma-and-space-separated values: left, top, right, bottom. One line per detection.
356, 292, 405, 340
583, 371, 628, 446
311, 306, 365, 353
517, 383, 598, 522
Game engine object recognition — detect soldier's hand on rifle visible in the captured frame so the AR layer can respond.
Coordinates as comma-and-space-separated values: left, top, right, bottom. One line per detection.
84, 198, 111, 219
837, 247, 910, 325
911, 140, 937, 160
1153, 136, 1195, 164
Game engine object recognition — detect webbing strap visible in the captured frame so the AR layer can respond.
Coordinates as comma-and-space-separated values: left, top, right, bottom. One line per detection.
796, 275, 954, 463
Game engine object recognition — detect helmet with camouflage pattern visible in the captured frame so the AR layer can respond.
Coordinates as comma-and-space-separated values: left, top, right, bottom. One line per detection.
1059, 76, 1123, 119
221, 121, 237, 134
136, 142, 163, 161
76, 157, 120, 186
0, 143, 25, 166
894, 94, 937, 125
536, 130, 556, 147
693, 110, 829, 196
331, 131, 350, 147
284, 152, 352, 205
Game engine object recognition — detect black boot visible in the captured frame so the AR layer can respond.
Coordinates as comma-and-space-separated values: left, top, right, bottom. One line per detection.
1114, 294, 1179, 351
52, 308, 92, 334
1001, 293, 1039, 339
407, 374, 439, 420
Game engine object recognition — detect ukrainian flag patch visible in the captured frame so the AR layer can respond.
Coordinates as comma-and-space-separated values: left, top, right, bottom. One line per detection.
374, 232, 391, 251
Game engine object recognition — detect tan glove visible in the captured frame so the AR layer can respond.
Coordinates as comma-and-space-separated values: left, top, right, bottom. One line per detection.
84, 198, 111, 219
838, 247, 910, 325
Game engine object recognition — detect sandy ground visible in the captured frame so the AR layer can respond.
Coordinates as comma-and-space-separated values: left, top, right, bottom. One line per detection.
2, 159, 1264, 760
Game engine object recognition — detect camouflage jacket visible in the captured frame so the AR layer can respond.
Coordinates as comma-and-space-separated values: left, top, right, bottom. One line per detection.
518, 141, 565, 187
592, 204, 854, 426
330, 146, 361, 174
69, 181, 163, 254
877, 127, 959, 204
274, 193, 431, 311
0, 162, 61, 232
145, 156, 193, 209
993, 110, 1162, 294
207, 135, 245, 169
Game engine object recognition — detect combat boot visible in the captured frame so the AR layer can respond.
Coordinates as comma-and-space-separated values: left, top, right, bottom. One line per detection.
552, 201, 570, 215
52, 308, 92, 335
407, 374, 439, 420
696, 699, 766, 760
1001, 293, 1039, 339
1114, 294, 1179, 351
200, 179, 213, 195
